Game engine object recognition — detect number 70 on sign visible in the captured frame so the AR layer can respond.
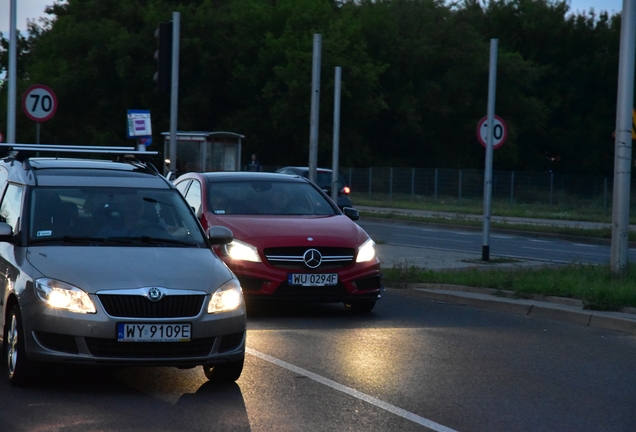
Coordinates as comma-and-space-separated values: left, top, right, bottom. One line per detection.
476, 115, 507, 149
21, 84, 58, 123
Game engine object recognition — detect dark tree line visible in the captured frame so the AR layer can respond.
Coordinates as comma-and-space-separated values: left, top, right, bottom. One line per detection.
0, 0, 624, 175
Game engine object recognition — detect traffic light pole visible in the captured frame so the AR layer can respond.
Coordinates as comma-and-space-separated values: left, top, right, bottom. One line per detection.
169, 12, 180, 174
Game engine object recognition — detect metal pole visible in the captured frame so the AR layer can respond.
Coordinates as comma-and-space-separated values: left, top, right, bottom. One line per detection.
331, 67, 341, 204
411, 168, 415, 197
482, 39, 498, 262
611, 0, 636, 276
510, 171, 515, 205
308, 34, 322, 184
6, 0, 18, 144
434, 169, 438, 200
604, 177, 608, 212
169, 12, 180, 174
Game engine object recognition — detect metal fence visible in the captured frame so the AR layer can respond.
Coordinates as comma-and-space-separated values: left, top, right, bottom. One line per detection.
265, 166, 618, 210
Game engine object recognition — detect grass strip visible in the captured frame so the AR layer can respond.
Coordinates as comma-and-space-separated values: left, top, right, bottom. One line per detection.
382, 263, 636, 311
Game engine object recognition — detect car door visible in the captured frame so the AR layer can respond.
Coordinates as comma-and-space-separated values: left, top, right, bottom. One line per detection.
0, 183, 24, 323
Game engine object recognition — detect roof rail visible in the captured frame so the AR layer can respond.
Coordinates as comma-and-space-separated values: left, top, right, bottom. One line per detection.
0, 143, 158, 161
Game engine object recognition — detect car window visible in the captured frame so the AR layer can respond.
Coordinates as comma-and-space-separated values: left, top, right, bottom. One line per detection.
0, 184, 23, 233
28, 187, 206, 246
175, 179, 191, 195
316, 172, 345, 190
183, 180, 202, 216
207, 180, 337, 216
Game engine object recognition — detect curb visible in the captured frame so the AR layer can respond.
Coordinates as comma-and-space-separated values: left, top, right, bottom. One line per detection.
389, 284, 636, 336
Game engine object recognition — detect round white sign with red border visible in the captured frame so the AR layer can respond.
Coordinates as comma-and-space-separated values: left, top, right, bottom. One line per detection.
477, 115, 507, 149
22, 84, 58, 123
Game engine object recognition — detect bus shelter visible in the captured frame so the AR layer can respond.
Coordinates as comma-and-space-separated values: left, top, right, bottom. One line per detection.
162, 131, 244, 175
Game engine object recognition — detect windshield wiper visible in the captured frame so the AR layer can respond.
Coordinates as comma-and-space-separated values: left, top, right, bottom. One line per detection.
30, 236, 107, 245
110, 236, 201, 247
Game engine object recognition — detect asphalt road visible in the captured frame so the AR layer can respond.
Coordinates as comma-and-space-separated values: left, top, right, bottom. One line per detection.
356, 217, 636, 269
2, 291, 635, 432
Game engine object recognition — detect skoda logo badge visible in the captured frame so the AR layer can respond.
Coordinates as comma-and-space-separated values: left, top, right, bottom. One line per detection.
147, 287, 163, 301
303, 249, 322, 269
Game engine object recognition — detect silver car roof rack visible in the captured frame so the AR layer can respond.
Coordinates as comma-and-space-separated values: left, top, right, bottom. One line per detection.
0, 143, 160, 172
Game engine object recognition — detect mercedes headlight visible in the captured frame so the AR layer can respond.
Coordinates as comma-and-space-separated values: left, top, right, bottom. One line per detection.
35, 278, 97, 314
224, 239, 261, 262
208, 278, 244, 313
356, 238, 376, 263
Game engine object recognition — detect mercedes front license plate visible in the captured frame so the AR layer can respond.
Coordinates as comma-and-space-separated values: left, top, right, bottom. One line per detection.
288, 273, 338, 286
117, 323, 191, 342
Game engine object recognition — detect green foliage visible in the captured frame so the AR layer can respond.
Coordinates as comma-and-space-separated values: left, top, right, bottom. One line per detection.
0, 0, 624, 174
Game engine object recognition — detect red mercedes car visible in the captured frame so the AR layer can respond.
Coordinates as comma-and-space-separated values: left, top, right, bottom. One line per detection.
174, 172, 382, 312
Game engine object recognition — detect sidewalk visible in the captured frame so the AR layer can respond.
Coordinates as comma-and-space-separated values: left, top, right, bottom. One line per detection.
364, 207, 636, 336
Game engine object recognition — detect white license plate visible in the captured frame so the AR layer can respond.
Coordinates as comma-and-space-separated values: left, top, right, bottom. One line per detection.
117, 323, 191, 342
288, 273, 338, 286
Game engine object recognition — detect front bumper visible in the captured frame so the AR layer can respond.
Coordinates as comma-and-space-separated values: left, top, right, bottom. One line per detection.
228, 259, 383, 303
21, 295, 246, 366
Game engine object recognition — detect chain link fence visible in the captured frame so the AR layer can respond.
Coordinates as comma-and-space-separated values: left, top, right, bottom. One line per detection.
265, 166, 618, 211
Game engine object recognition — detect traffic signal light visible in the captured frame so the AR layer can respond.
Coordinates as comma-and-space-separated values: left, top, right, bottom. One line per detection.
154, 21, 173, 93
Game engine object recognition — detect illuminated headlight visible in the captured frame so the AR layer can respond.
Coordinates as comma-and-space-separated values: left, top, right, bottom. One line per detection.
224, 239, 261, 262
356, 238, 376, 263
35, 278, 96, 314
208, 278, 244, 313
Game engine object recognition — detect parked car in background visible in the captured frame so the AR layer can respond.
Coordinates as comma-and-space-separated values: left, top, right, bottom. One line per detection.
174, 172, 383, 312
276, 167, 353, 209
0, 144, 246, 386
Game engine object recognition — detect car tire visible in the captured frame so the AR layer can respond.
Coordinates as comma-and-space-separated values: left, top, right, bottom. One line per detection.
343, 300, 376, 313
203, 357, 244, 383
4, 304, 35, 386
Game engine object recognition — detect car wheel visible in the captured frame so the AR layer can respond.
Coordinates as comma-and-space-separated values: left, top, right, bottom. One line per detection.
343, 300, 376, 313
203, 357, 245, 383
4, 305, 34, 386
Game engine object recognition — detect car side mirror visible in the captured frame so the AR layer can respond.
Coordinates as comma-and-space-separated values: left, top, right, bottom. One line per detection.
0, 222, 14, 242
342, 207, 359, 221
208, 226, 233, 245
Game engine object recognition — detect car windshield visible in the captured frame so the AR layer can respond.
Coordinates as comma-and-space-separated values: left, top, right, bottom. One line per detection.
315, 172, 345, 190
207, 180, 338, 216
29, 187, 206, 246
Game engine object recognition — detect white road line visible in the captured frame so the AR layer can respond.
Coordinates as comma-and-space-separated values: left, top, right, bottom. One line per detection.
393, 234, 472, 244
246, 347, 458, 432
528, 239, 552, 243
520, 246, 604, 257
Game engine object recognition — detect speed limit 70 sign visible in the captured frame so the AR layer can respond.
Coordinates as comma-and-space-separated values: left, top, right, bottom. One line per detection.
22, 84, 58, 122
477, 115, 507, 149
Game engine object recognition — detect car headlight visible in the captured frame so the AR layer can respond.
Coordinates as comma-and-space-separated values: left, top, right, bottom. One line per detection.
208, 278, 244, 313
35, 278, 96, 314
224, 239, 261, 262
356, 238, 376, 263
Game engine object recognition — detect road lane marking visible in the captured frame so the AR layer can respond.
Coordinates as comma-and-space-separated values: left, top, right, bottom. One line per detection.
520, 246, 607, 257
393, 234, 472, 244
246, 347, 458, 432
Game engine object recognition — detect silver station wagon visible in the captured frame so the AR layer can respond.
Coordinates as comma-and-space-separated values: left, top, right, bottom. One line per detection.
0, 144, 246, 386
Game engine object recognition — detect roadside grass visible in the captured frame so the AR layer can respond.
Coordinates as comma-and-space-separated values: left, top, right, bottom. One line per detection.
382, 263, 636, 311
354, 194, 621, 223
363, 193, 636, 310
